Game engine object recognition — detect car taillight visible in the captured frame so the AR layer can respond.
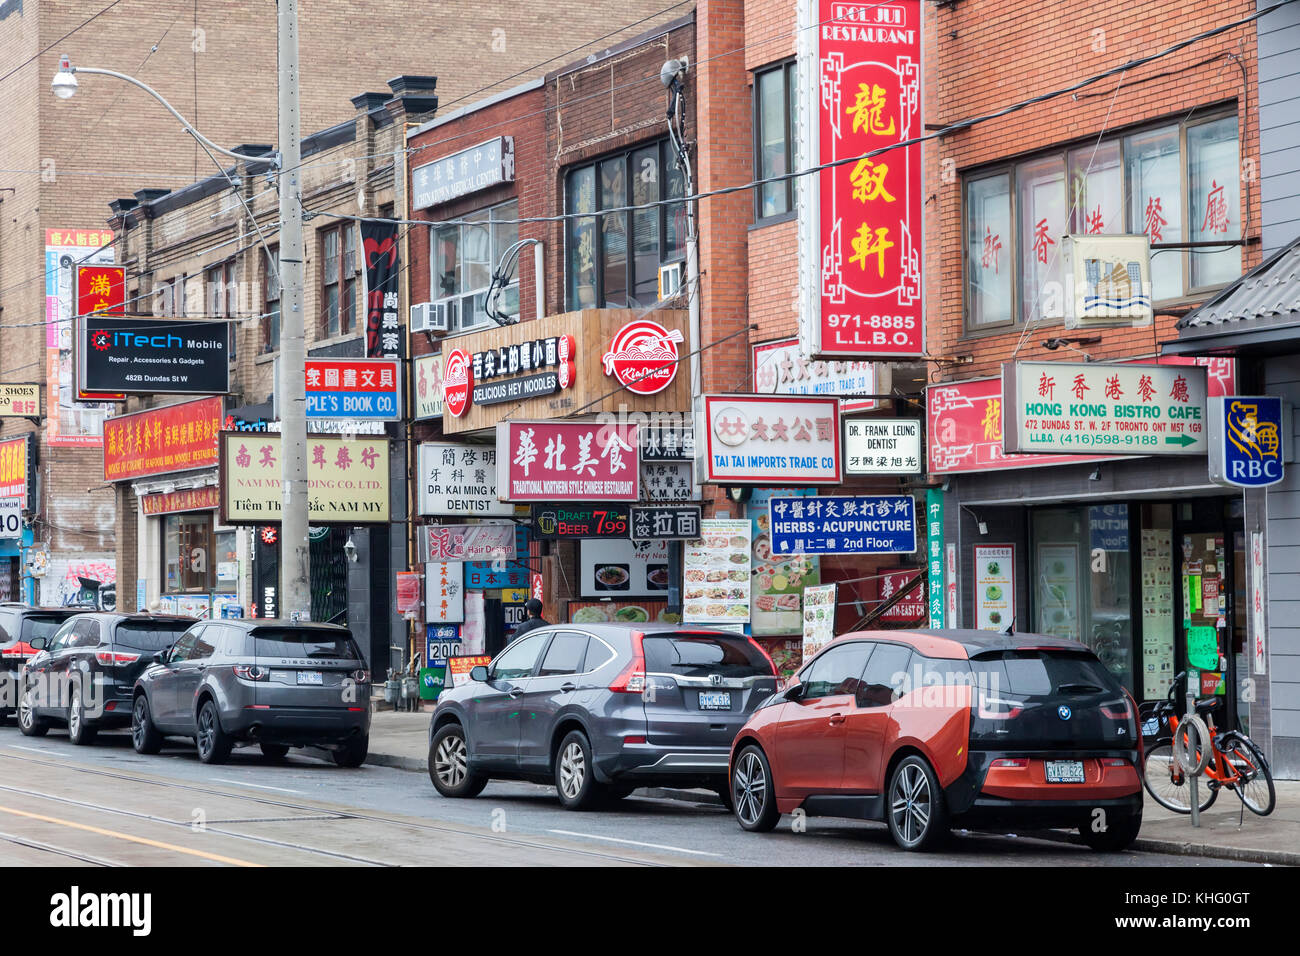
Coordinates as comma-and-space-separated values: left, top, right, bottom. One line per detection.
609, 631, 646, 693
352, 669, 370, 684
233, 664, 268, 681
94, 650, 140, 666
1101, 698, 1131, 719
977, 693, 1023, 719
990, 758, 1029, 768
747, 637, 778, 677
1, 647, 27, 659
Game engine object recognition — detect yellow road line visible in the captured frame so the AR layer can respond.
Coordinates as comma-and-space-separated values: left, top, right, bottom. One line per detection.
0, 803, 262, 867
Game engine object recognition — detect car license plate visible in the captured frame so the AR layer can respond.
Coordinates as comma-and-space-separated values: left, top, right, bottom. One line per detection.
296, 671, 323, 686
1045, 759, 1085, 783
699, 691, 731, 710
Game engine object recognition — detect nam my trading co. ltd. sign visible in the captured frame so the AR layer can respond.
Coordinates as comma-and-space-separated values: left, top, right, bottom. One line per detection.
220, 433, 389, 524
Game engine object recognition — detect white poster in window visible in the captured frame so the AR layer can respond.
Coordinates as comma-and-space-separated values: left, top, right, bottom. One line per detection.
461, 591, 485, 655
801, 583, 837, 660
684, 519, 751, 625
1037, 544, 1079, 642
425, 562, 465, 623
580, 538, 671, 598
974, 544, 1014, 631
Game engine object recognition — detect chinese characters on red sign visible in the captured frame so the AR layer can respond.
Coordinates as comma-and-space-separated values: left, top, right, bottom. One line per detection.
496, 422, 640, 501
75, 266, 126, 317
807, 0, 923, 357
103, 397, 222, 482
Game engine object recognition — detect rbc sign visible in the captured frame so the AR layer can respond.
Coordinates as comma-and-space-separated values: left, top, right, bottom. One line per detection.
1208, 396, 1285, 488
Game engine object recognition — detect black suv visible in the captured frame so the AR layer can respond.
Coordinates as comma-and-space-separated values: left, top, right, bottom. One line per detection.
0, 605, 81, 722
19, 613, 196, 744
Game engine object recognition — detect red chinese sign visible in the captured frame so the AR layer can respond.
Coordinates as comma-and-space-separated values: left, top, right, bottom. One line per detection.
75, 265, 126, 317
444, 348, 472, 418
140, 486, 220, 516
395, 571, 422, 615
803, 0, 923, 357
103, 397, 222, 482
602, 320, 681, 395
927, 357, 1235, 474
496, 421, 640, 501
0, 436, 30, 502
878, 567, 926, 622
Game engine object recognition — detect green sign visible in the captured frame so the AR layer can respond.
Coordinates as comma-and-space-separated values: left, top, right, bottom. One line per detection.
419, 664, 447, 701
1186, 625, 1218, 671
926, 488, 944, 629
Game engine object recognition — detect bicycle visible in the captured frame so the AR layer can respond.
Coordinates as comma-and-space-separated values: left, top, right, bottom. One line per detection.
1140, 671, 1275, 816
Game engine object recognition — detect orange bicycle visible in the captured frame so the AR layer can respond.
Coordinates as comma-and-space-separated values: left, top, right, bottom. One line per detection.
1141, 671, 1274, 816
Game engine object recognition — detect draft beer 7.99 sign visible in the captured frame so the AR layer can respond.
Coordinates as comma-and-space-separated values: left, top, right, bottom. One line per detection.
797, 0, 924, 358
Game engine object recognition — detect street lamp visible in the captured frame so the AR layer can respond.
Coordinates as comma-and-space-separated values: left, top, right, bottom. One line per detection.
52, 17, 313, 623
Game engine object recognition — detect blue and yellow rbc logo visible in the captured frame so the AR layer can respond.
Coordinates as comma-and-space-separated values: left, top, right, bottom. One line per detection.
1216, 396, 1284, 487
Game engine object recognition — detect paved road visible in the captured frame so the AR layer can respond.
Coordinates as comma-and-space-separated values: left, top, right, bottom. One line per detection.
0, 724, 1256, 866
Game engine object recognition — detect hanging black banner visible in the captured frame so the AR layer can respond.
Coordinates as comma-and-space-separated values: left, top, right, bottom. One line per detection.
361, 220, 402, 359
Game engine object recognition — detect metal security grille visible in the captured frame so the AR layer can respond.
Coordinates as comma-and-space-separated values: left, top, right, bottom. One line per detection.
310, 526, 348, 625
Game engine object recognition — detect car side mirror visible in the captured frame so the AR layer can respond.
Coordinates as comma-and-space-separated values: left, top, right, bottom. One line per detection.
786, 682, 806, 701
469, 665, 489, 682
28, 636, 47, 650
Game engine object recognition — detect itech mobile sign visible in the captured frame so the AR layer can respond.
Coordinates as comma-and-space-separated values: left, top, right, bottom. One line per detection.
80, 316, 232, 394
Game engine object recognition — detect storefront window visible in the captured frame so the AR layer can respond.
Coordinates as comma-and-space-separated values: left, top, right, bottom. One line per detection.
1017, 155, 1066, 325
163, 513, 214, 593
1031, 505, 1133, 694
433, 199, 520, 331
215, 530, 237, 591
1187, 115, 1241, 290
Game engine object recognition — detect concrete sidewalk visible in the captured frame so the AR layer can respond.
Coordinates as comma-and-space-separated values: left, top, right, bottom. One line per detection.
365, 709, 1298, 865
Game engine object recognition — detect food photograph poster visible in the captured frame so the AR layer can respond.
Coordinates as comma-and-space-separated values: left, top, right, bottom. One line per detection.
974, 544, 1014, 631
684, 519, 751, 625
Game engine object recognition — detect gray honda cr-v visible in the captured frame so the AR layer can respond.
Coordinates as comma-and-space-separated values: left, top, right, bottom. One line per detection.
428, 624, 779, 808
131, 618, 371, 766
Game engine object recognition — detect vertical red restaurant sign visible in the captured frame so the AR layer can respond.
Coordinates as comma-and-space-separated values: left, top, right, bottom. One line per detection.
798, 0, 924, 358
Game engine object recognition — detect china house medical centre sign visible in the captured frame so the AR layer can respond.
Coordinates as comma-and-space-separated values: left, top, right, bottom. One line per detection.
797, 0, 924, 358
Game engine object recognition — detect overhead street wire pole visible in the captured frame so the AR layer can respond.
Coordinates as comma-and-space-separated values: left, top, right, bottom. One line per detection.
52, 0, 313, 619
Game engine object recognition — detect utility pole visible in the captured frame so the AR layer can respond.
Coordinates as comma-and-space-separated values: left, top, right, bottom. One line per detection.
277, 0, 311, 618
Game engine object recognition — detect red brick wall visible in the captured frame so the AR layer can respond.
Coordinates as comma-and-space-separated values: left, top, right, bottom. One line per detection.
924, 0, 1262, 381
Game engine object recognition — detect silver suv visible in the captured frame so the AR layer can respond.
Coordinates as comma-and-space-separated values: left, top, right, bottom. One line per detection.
428, 624, 778, 808
131, 619, 371, 766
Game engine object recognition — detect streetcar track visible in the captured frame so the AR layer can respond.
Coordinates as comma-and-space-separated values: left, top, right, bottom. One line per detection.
0, 827, 120, 866
0, 748, 674, 866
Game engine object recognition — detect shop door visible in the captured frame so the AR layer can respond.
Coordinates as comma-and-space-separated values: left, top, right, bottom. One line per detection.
1171, 497, 1240, 732
310, 527, 348, 625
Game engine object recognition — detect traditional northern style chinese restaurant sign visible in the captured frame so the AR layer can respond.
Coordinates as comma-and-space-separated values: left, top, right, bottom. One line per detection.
0, 434, 34, 508
1003, 361, 1209, 456
695, 395, 842, 485
219, 433, 390, 524
797, 0, 924, 358
496, 421, 640, 502
141, 486, 221, 516
104, 397, 222, 483
926, 357, 1234, 474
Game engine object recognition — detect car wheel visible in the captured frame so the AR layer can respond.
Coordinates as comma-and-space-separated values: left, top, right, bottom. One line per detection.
18, 685, 48, 737
196, 699, 233, 765
67, 682, 97, 746
886, 755, 949, 851
731, 745, 780, 832
131, 694, 163, 755
260, 742, 291, 761
332, 736, 368, 768
1079, 809, 1142, 852
429, 724, 488, 798
555, 730, 605, 810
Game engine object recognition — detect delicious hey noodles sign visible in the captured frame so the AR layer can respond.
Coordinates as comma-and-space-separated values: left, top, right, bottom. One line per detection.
797, 0, 923, 358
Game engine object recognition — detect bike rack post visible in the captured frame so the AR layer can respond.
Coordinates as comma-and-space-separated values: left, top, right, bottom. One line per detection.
1186, 687, 1200, 828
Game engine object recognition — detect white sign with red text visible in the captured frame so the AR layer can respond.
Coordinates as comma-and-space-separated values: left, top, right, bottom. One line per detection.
603, 320, 681, 395
694, 395, 842, 485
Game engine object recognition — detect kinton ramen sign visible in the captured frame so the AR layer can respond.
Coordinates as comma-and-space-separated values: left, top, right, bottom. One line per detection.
603, 320, 681, 395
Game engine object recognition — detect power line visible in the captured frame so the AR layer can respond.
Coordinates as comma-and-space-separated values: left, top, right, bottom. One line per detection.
0, 0, 131, 88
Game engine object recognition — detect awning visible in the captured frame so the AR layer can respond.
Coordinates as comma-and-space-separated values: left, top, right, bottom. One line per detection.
1163, 234, 1300, 356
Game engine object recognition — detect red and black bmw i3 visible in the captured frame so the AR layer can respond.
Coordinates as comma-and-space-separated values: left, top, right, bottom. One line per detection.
728, 629, 1142, 851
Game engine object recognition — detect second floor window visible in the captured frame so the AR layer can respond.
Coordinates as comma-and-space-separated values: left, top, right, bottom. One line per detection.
964, 112, 1241, 331
431, 198, 519, 332
263, 248, 280, 354
566, 140, 686, 310
320, 224, 359, 338
754, 61, 797, 220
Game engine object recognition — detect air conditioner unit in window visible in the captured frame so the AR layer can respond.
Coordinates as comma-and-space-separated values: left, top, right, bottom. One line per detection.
410, 301, 449, 334
658, 261, 684, 301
